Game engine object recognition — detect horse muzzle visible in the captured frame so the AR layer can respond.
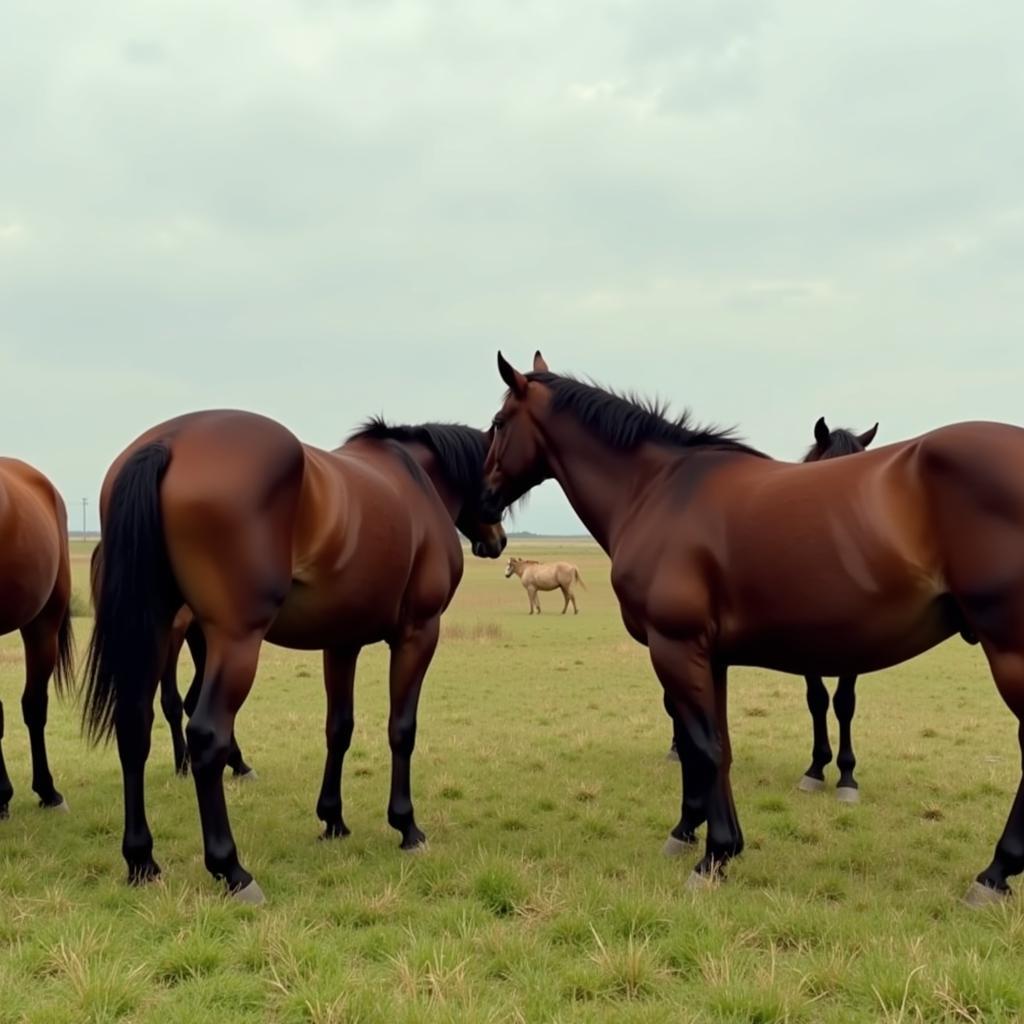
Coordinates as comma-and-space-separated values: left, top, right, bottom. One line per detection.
472, 534, 507, 559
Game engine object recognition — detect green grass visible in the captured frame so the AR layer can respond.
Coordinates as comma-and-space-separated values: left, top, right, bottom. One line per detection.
2, 539, 1024, 1022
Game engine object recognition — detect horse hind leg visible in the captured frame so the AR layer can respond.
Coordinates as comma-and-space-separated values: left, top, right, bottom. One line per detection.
967, 644, 1024, 905
798, 675, 831, 792
20, 613, 67, 811
560, 585, 570, 614
186, 628, 264, 901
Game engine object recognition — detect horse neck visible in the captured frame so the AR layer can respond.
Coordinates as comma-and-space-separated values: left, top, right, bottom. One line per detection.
401, 442, 463, 523
537, 416, 673, 554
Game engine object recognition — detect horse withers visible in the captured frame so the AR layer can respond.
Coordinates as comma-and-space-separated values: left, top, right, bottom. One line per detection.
84, 410, 505, 902
505, 556, 585, 614
0, 458, 74, 819
482, 351, 1024, 906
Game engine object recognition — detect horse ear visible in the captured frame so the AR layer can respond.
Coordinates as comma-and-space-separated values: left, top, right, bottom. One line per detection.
533, 351, 549, 372
814, 416, 830, 449
858, 422, 879, 448
497, 352, 528, 397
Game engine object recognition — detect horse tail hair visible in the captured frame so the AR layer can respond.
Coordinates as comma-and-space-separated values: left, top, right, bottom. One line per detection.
83, 443, 177, 744
53, 600, 75, 699
574, 567, 587, 590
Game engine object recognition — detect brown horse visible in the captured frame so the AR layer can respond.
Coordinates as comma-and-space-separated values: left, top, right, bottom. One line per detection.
665, 416, 880, 805
504, 556, 585, 614
0, 458, 74, 819
482, 352, 1024, 905
83, 411, 505, 902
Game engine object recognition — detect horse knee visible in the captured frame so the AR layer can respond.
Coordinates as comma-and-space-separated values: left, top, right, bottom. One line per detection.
186, 715, 232, 774
326, 712, 354, 753
388, 716, 417, 758
21, 691, 48, 730
160, 686, 184, 723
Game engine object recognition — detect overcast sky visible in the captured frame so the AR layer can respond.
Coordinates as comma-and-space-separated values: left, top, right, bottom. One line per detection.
2, 1, 1021, 534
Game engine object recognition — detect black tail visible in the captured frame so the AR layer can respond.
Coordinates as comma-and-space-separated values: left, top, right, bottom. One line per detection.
83, 443, 177, 743
53, 601, 75, 698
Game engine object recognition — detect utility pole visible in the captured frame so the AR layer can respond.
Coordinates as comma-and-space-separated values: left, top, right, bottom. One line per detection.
81, 497, 88, 541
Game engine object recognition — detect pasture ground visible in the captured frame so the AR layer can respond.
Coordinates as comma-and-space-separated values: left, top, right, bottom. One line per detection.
2, 540, 1024, 1023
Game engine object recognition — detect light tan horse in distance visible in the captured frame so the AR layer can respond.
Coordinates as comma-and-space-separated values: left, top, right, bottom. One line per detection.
505, 557, 585, 614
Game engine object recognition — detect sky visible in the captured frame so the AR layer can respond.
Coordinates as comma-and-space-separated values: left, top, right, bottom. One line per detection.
2, 1, 1022, 535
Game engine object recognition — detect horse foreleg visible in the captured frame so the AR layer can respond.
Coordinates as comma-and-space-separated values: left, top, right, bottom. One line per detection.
833, 675, 859, 802
20, 614, 65, 810
316, 646, 359, 839
386, 619, 440, 850
187, 630, 263, 900
799, 675, 832, 792
650, 634, 742, 883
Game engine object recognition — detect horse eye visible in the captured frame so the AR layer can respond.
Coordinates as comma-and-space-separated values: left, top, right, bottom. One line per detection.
492, 417, 504, 431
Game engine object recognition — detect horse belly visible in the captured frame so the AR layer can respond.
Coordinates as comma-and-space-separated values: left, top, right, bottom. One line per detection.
725, 594, 962, 676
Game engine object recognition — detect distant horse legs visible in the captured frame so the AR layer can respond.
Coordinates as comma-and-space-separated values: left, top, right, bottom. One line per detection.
387, 619, 439, 850
160, 617, 189, 776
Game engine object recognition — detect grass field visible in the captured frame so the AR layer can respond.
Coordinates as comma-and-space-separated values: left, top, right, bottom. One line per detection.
2, 539, 1024, 1022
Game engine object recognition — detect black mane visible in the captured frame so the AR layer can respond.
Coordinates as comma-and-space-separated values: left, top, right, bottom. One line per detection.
524, 372, 766, 458
349, 418, 488, 495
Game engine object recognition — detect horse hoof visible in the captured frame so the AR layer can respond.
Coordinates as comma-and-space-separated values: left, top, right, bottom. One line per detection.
963, 881, 1009, 908
664, 748, 680, 763
320, 823, 351, 841
685, 870, 717, 892
798, 775, 825, 793
233, 879, 266, 905
127, 859, 162, 886
836, 786, 860, 804
0, 805, 9, 821
663, 835, 695, 858
235, 769, 258, 784
401, 838, 429, 854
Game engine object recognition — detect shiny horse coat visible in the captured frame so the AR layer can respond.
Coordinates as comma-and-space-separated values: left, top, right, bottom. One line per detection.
482, 352, 1024, 903
84, 410, 505, 900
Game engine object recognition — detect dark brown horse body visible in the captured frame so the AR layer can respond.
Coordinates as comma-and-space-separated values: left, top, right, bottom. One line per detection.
84, 410, 504, 901
483, 353, 1024, 904
0, 458, 74, 818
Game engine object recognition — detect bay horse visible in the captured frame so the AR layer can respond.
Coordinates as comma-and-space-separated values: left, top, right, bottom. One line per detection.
664, 416, 880, 806
83, 410, 506, 903
504, 556, 585, 614
482, 352, 1024, 906
0, 458, 74, 819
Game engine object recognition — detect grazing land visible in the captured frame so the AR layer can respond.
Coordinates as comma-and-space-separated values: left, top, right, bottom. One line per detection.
2, 540, 1023, 1023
